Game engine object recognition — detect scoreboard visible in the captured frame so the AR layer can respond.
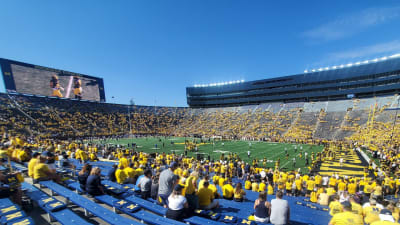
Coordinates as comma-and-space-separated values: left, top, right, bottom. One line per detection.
0, 58, 106, 102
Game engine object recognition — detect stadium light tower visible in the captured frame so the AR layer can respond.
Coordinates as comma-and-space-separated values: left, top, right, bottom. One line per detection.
128, 99, 134, 136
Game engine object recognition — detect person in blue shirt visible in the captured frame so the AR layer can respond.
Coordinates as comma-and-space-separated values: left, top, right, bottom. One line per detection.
86, 167, 104, 196
107, 164, 117, 182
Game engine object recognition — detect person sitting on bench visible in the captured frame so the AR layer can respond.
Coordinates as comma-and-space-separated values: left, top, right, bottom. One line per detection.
86, 167, 104, 196
166, 184, 189, 221
78, 163, 92, 192
33, 156, 60, 183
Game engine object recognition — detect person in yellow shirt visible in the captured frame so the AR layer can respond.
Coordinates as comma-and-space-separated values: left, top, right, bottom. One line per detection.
306, 178, 315, 197
222, 179, 234, 200
310, 190, 318, 203
252, 180, 259, 192
349, 195, 363, 216
218, 175, 225, 187
327, 186, 336, 196
317, 189, 329, 206
233, 183, 246, 202
28, 152, 40, 178
348, 181, 357, 195
115, 165, 128, 184
295, 178, 302, 196
285, 179, 292, 196
373, 182, 383, 201
33, 156, 59, 182
337, 179, 346, 195
363, 198, 381, 225
245, 178, 252, 190
124, 163, 136, 183
329, 195, 343, 216
329, 176, 337, 188
259, 180, 267, 192
119, 154, 130, 169
329, 201, 363, 225
365, 181, 374, 198
197, 181, 219, 210
18, 147, 30, 162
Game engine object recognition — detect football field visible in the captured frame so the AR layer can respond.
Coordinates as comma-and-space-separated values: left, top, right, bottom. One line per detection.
96, 137, 324, 173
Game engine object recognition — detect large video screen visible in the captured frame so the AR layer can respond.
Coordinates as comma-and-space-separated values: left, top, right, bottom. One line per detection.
0, 58, 105, 102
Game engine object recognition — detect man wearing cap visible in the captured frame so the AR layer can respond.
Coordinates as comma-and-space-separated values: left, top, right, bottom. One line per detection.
158, 161, 179, 207
329, 201, 363, 225
371, 209, 399, 225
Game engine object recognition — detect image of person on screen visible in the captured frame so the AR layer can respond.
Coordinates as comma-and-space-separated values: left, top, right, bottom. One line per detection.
73, 76, 82, 100
50, 74, 64, 97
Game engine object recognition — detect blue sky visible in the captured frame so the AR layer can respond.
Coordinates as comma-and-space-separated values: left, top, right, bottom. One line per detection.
1, 0, 400, 106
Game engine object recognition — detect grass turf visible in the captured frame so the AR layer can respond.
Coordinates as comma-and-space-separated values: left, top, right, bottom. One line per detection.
94, 137, 324, 173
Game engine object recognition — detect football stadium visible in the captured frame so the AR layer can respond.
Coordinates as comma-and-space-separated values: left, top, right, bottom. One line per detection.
1, 2, 400, 225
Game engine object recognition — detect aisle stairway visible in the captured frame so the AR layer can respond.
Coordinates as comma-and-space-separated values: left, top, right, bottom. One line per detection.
319, 148, 366, 177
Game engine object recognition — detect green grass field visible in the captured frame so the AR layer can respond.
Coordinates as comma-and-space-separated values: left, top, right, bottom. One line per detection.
95, 137, 324, 173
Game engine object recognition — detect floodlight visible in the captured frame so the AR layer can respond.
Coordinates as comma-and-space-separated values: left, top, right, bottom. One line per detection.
363, 60, 369, 64
339, 65, 344, 68
332, 66, 337, 69
324, 67, 329, 70
381, 56, 387, 61
347, 63, 353, 67
304, 70, 308, 73
355, 62, 361, 65
311, 69, 316, 72
373, 58, 379, 62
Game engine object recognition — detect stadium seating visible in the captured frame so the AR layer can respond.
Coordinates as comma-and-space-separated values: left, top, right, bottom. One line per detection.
0, 198, 35, 225
21, 182, 92, 225
39, 181, 143, 225
94, 194, 188, 225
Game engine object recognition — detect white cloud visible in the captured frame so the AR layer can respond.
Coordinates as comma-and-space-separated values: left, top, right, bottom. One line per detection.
311, 40, 400, 67
303, 6, 400, 41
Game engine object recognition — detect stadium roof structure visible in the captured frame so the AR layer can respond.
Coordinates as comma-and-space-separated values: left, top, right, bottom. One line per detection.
186, 55, 400, 108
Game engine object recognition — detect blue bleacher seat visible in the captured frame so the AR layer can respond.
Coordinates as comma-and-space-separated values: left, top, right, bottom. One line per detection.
94, 194, 186, 225
1, 210, 26, 224
0, 198, 15, 209
5, 216, 35, 225
184, 216, 227, 225
39, 181, 142, 225
9, 162, 28, 173
0, 205, 21, 216
66, 182, 84, 193
125, 195, 167, 215
22, 182, 94, 225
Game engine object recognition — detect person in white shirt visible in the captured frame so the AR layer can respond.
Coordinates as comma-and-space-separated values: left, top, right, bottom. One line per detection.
270, 190, 290, 225
166, 184, 188, 221
322, 176, 329, 187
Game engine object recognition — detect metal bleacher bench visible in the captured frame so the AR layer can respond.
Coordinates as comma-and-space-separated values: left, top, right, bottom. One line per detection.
125, 195, 167, 216
184, 216, 227, 225
95, 194, 187, 225
39, 181, 143, 225
22, 182, 92, 225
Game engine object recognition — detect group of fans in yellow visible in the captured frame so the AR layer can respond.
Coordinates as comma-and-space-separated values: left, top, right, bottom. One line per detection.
2, 133, 400, 225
